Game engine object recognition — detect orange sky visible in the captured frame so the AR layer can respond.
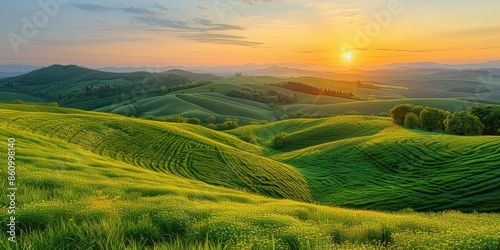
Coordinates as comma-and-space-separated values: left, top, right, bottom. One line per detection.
2, 0, 500, 68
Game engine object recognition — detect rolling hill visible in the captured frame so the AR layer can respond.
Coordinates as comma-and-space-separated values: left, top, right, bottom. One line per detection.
3, 65, 500, 125
0, 104, 310, 202
0, 65, 222, 109
228, 116, 500, 212
0, 104, 499, 249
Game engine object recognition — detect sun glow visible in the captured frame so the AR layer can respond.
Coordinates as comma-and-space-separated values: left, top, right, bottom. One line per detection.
344, 53, 352, 61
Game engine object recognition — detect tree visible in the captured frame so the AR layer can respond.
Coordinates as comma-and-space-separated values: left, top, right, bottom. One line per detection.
390, 104, 423, 125
205, 115, 217, 124
444, 111, 484, 135
271, 132, 289, 149
159, 85, 167, 94
187, 117, 201, 125
49, 102, 59, 107
420, 107, 450, 131
468, 105, 500, 135
240, 130, 257, 144
404, 112, 419, 129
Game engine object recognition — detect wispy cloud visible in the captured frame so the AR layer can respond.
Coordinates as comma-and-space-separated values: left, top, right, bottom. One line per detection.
71, 4, 158, 16
234, 0, 279, 6
70, 2, 259, 48
134, 16, 243, 31
153, 2, 168, 11
177, 33, 262, 47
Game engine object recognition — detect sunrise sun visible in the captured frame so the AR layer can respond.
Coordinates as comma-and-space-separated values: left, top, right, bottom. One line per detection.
344, 53, 352, 61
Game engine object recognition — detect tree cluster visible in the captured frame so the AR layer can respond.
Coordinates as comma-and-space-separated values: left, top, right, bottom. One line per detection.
271, 132, 289, 149
268, 81, 355, 100
390, 103, 500, 136
226, 87, 298, 104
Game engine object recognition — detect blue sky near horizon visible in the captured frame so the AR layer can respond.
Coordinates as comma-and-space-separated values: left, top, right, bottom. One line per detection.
1, 0, 500, 68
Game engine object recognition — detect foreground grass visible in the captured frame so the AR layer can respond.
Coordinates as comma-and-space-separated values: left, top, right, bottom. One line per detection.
0, 128, 499, 249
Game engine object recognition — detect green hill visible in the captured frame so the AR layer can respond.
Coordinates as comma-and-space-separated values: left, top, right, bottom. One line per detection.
229, 116, 500, 212
0, 104, 499, 249
0, 65, 221, 109
0, 104, 310, 202
95, 92, 277, 122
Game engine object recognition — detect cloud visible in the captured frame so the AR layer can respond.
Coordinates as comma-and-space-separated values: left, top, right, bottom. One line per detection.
177, 33, 262, 47
197, 6, 210, 11
135, 16, 243, 31
71, 3, 257, 47
71, 4, 157, 16
153, 2, 168, 11
235, 0, 279, 5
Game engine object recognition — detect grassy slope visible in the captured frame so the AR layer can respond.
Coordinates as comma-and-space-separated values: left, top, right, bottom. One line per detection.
229, 116, 500, 212
284, 98, 492, 115
0, 104, 310, 202
0, 105, 499, 249
0, 91, 48, 102
96, 76, 496, 121
96, 92, 276, 122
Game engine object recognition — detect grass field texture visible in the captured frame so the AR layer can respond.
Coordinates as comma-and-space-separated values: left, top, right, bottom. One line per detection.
0, 104, 499, 249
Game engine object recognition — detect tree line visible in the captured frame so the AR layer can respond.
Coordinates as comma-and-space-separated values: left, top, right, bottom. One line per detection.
226, 87, 298, 104
267, 81, 355, 100
390, 103, 500, 136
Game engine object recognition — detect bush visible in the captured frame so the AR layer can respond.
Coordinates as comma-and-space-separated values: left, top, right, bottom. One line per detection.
164, 115, 188, 123
206, 123, 216, 129
390, 104, 423, 125
444, 111, 484, 135
144, 115, 156, 120
420, 107, 449, 131
378, 112, 390, 117
404, 112, 420, 129
344, 111, 361, 115
187, 118, 201, 125
271, 132, 289, 149
240, 131, 257, 144
205, 115, 217, 124
468, 105, 500, 135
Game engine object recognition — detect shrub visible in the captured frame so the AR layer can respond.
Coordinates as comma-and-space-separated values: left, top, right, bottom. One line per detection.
468, 105, 500, 135
344, 111, 361, 115
187, 118, 201, 125
144, 115, 156, 120
206, 123, 216, 129
420, 107, 450, 131
271, 132, 288, 149
444, 111, 484, 135
205, 115, 217, 124
390, 104, 423, 125
404, 112, 420, 129
240, 130, 257, 143
164, 115, 188, 123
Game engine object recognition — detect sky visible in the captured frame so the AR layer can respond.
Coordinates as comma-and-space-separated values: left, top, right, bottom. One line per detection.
1, 0, 500, 68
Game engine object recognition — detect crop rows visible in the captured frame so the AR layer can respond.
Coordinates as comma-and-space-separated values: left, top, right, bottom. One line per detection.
0, 107, 310, 202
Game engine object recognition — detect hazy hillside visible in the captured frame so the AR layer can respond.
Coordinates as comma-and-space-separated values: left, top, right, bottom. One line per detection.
0, 65, 222, 109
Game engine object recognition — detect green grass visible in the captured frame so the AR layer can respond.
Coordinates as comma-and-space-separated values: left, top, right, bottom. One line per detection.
95, 75, 495, 121
0, 104, 310, 202
0, 91, 48, 103
96, 92, 276, 122
229, 116, 500, 212
0, 107, 499, 249
283, 98, 491, 115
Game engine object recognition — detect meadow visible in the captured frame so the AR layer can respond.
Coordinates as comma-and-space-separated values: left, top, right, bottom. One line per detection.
0, 104, 499, 249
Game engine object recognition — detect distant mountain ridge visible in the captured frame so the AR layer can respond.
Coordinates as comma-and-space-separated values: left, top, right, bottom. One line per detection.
376, 60, 500, 70
1, 60, 500, 78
